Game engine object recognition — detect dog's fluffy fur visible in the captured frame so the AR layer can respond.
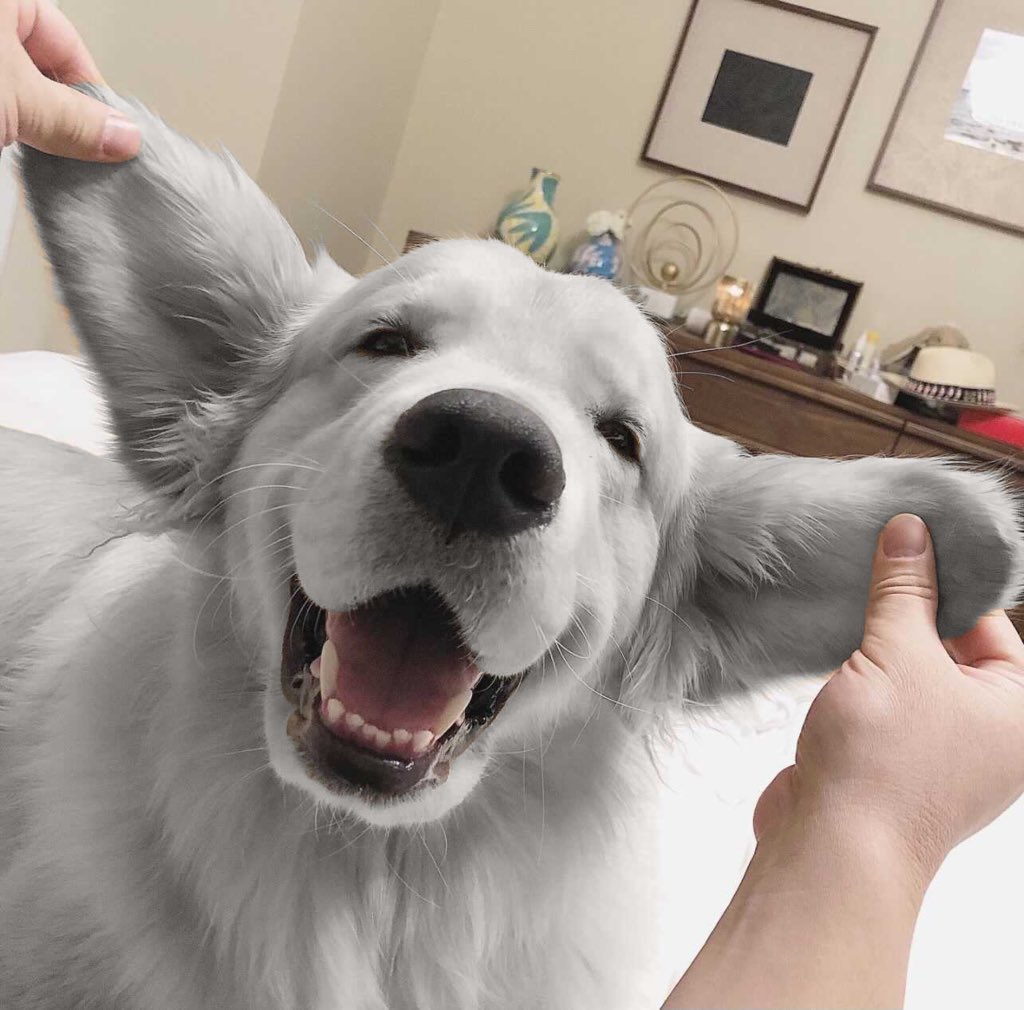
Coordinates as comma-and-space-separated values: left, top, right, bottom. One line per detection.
2, 88, 1022, 1009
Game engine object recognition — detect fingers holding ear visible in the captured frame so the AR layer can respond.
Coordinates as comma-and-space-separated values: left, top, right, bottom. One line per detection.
947, 611, 1024, 669
8, 0, 139, 162
17, 72, 140, 161
859, 514, 948, 674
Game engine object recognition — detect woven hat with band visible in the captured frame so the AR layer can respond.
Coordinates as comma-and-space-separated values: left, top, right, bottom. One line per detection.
883, 347, 1016, 414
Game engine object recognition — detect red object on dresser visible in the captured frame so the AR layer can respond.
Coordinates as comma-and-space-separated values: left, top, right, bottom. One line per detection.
957, 411, 1024, 450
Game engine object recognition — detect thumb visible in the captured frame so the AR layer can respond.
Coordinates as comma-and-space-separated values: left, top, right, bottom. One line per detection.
860, 513, 941, 663
18, 76, 140, 162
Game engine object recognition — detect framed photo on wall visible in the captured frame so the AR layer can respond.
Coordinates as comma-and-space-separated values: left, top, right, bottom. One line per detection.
642, 0, 877, 212
870, 0, 1024, 236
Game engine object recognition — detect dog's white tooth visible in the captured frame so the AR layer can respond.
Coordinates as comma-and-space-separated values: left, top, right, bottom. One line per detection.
344, 712, 364, 731
310, 656, 321, 679
319, 640, 339, 699
392, 728, 412, 746
410, 730, 434, 755
432, 689, 474, 738
372, 729, 392, 750
325, 698, 344, 724
359, 722, 378, 742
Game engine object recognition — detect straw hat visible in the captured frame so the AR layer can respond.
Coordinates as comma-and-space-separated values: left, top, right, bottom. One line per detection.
882, 347, 1016, 414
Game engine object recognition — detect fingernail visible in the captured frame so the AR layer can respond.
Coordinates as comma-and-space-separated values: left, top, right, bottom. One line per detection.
882, 513, 928, 558
100, 114, 140, 159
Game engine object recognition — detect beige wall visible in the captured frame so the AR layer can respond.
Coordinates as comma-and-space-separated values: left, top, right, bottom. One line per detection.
5, 0, 1024, 410
257, 0, 440, 273
375, 0, 1024, 406
0, 0, 305, 353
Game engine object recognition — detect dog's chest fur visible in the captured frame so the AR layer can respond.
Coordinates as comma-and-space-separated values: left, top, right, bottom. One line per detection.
0, 533, 663, 1010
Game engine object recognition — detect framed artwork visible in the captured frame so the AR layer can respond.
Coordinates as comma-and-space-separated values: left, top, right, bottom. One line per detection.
642, 0, 876, 212
748, 258, 863, 351
870, 0, 1024, 236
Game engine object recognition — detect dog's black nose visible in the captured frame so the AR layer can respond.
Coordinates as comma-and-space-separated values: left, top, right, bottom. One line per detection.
385, 388, 565, 537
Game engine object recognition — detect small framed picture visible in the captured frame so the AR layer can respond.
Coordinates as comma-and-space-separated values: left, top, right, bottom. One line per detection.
748, 258, 862, 351
642, 0, 876, 211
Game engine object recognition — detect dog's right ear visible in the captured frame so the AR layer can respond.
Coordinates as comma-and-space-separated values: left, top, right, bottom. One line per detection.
19, 85, 347, 520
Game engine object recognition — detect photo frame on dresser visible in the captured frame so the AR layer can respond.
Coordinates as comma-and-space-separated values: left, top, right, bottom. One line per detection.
642, 0, 876, 212
748, 258, 863, 352
870, 0, 1024, 236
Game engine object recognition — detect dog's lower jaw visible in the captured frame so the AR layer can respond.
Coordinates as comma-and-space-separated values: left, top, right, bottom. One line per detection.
266, 689, 489, 826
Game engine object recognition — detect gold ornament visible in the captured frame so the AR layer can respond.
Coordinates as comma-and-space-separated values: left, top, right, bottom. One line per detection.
659, 261, 680, 285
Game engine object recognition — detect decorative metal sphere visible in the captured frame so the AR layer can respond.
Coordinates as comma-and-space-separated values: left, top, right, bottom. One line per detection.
623, 176, 739, 297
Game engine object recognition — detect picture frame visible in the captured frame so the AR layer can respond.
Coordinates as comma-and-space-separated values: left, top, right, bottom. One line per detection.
869, 0, 1024, 236
642, 0, 877, 212
748, 258, 863, 352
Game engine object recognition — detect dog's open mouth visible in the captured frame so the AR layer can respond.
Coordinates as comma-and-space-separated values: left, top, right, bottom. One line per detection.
281, 578, 523, 799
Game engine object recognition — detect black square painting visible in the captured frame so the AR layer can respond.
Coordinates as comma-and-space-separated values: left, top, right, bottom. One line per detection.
702, 50, 813, 147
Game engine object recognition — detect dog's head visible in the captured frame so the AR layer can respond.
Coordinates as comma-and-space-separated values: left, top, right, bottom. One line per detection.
21, 89, 1024, 826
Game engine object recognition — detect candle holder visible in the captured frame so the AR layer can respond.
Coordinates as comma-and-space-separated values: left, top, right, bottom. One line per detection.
712, 276, 753, 323
705, 275, 752, 346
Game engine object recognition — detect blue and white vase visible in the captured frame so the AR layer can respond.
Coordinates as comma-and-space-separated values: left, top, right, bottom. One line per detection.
496, 168, 560, 265
567, 230, 622, 281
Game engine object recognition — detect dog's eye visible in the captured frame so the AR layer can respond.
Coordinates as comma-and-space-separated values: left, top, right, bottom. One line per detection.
596, 418, 642, 464
357, 327, 420, 358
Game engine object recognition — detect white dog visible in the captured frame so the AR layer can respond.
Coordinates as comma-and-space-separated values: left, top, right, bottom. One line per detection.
2, 88, 1021, 1009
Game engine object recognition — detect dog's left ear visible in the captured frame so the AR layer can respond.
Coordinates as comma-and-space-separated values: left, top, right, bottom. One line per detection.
626, 430, 1024, 711
19, 85, 348, 520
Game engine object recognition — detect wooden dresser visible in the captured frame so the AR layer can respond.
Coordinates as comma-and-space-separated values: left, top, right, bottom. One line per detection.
662, 328, 1024, 488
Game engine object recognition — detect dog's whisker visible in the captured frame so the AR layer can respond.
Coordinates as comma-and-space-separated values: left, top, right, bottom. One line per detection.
673, 370, 737, 383
193, 459, 324, 496
665, 336, 761, 358
597, 492, 629, 507
198, 502, 297, 555
362, 215, 401, 262
642, 594, 697, 635
208, 745, 269, 759
573, 597, 651, 734
215, 483, 310, 504
314, 203, 397, 273
325, 350, 373, 391
315, 822, 375, 853
551, 637, 651, 716
417, 827, 450, 893
382, 850, 441, 910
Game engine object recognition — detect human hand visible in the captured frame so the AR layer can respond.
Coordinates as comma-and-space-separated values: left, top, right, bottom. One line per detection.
754, 512, 1024, 887
0, 0, 139, 160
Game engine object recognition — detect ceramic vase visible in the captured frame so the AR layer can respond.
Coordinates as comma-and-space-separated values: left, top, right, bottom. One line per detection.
566, 231, 622, 281
496, 168, 560, 265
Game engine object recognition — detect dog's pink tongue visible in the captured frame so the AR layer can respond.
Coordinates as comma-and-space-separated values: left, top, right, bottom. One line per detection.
323, 590, 478, 736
